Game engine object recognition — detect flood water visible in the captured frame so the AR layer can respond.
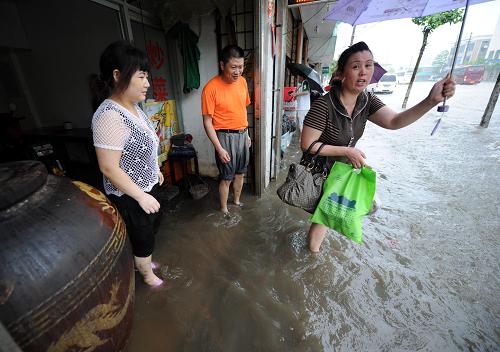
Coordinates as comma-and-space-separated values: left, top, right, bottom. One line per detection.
125, 82, 500, 351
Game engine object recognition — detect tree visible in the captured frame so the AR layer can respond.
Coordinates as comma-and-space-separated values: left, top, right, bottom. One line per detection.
329, 59, 338, 75
432, 50, 449, 70
401, 10, 463, 108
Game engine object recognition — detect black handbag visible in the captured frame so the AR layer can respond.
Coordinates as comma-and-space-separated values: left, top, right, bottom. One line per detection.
277, 141, 328, 213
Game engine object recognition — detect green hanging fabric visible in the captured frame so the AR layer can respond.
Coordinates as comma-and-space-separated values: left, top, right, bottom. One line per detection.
169, 22, 201, 93
310, 162, 376, 243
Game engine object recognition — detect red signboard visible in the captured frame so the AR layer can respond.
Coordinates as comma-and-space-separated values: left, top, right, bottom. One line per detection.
152, 77, 168, 101
146, 40, 165, 70
287, 0, 328, 7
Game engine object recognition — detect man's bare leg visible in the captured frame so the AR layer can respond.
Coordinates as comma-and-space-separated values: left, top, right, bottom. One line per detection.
219, 180, 231, 213
233, 174, 244, 205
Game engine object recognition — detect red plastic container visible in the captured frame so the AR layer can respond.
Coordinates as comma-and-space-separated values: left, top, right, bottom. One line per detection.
283, 86, 297, 111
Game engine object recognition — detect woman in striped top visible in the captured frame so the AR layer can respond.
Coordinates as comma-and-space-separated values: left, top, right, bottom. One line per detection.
301, 42, 456, 252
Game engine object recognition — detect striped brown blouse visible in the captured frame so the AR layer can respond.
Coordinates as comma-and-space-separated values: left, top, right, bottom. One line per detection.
304, 85, 385, 149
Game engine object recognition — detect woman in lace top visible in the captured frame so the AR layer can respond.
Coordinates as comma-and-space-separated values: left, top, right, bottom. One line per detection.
90, 41, 164, 287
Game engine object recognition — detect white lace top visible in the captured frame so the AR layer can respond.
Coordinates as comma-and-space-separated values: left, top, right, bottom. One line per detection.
92, 99, 159, 196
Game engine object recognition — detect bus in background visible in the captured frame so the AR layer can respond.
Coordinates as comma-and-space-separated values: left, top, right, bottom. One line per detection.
453, 65, 485, 85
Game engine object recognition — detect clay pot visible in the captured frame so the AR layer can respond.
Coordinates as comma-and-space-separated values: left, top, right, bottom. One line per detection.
0, 161, 134, 351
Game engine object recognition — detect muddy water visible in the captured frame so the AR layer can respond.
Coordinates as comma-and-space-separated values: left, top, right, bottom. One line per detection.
126, 82, 500, 351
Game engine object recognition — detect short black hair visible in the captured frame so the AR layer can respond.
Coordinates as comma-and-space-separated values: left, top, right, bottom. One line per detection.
331, 41, 373, 85
89, 40, 150, 110
220, 45, 245, 65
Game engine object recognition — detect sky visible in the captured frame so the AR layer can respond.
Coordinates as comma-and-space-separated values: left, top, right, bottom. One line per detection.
332, 1, 500, 71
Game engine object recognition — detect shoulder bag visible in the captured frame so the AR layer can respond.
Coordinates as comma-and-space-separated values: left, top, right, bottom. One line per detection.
277, 141, 328, 213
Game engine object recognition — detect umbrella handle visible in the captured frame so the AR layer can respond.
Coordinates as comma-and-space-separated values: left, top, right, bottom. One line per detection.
437, 99, 449, 113
433, 0, 469, 118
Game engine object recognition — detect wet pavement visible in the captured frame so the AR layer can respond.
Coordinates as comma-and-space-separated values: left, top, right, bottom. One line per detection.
125, 82, 500, 352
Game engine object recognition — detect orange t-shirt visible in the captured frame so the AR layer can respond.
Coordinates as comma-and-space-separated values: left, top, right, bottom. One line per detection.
201, 75, 251, 130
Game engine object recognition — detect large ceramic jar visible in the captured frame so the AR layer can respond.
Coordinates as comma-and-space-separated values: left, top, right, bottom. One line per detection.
0, 161, 134, 351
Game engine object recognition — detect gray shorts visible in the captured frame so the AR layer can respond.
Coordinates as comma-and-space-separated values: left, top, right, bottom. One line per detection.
215, 130, 250, 181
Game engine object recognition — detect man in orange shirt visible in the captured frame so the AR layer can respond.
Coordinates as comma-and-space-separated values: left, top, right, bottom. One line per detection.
201, 45, 251, 214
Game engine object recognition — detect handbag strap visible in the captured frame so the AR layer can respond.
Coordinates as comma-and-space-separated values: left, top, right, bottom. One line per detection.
313, 142, 326, 158
301, 141, 324, 165
304, 142, 327, 172
304, 140, 322, 155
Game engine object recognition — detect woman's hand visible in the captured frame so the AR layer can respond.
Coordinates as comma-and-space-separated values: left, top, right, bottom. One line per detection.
428, 74, 456, 105
344, 147, 366, 169
137, 193, 160, 214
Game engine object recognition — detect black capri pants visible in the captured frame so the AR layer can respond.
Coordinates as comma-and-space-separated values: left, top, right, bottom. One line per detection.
108, 183, 161, 257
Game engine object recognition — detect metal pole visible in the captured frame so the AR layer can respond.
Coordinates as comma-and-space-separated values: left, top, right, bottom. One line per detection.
433, 0, 469, 124
448, 0, 470, 77
272, 0, 287, 181
480, 72, 500, 128
350, 25, 356, 46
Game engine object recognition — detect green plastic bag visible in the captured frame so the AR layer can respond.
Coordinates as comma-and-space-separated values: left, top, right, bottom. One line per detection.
310, 162, 376, 243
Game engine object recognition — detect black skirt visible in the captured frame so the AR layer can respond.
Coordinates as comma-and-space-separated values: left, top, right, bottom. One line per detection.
108, 183, 161, 257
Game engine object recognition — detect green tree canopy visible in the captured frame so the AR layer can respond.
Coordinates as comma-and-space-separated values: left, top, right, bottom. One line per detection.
432, 50, 449, 68
402, 9, 464, 108
412, 10, 464, 34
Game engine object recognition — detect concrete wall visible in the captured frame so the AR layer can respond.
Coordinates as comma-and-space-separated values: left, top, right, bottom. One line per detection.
177, 14, 220, 177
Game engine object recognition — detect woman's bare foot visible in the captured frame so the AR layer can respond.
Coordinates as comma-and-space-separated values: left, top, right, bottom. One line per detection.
134, 255, 164, 287
144, 274, 163, 287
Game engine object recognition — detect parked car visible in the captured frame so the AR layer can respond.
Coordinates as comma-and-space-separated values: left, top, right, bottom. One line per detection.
367, 73, 397, 94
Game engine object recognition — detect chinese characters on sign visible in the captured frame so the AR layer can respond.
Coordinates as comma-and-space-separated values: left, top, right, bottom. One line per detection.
146, 40, 168, 101
287, 0, 326, 7
152, 77, 168, 101
146, 40, 165, 69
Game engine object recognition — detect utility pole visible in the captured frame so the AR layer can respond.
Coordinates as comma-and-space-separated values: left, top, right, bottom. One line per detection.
463, 32, 472, 64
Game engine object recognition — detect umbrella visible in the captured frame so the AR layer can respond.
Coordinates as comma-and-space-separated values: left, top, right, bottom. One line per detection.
324, 0, 494, 134
328, 61, 386, 85
371, 62, 387, 84
324, 0, 492, 26
287, 63, 324, 93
